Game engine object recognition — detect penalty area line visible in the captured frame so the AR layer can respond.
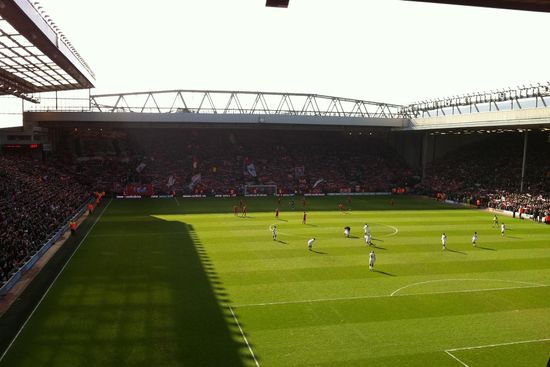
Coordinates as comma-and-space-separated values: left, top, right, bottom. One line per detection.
390, 278, 546, 297
0, 198, 112, 363
446, 338, 550, 352
229, 305, 260, 366
445, 350, 470, 367
444, 338, 550, 367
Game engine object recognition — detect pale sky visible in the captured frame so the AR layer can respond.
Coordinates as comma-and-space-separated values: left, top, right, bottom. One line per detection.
2, 0, 550, 127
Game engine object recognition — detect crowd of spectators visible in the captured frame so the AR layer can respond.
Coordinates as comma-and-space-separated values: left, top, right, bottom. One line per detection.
418, 132, 550, 220
63, 128, 415, 196
0, 153, 90, 284
486, 191, 549, 221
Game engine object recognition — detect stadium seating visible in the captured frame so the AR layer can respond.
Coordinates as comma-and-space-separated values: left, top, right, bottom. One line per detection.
0, 153, 90, 283
61, 129, 415, 196
418, 132, 550, 218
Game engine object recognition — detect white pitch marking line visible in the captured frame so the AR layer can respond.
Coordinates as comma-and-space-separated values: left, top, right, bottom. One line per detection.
233, 284, 548, 308
446, 338, 550, 352
390, 278, 546, 297
444, 338, 550, 367
381, 224, 399, 237
445, 350, 470, 367
228, 305, 260, 367
0, 198, 113, 363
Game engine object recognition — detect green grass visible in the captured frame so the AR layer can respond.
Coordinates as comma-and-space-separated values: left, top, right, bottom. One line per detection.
1, 196, 549, 366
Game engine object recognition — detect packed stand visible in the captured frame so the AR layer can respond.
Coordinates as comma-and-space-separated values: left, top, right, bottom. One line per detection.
0, 153, 90, 284
62, 128, 414, 197
418, 132, 550, 221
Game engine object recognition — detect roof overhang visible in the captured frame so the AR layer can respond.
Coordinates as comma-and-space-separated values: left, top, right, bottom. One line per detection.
401, 107, 550, 131
24, 111, 409, 131
0, 0, 94, 101
404, 0, 550, 12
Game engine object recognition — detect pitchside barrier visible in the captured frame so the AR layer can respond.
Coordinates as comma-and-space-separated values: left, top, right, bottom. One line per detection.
0, 197, 93, 296
115, 192, 392, 198
327, 192, 391, 196
486, 207, 549, 223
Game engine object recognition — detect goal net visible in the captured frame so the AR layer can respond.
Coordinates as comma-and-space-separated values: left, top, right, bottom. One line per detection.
244, 184, 277, 196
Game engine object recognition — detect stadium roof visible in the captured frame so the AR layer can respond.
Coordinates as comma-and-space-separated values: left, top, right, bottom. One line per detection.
405, 0, 550, 12
0, 0, 94, 102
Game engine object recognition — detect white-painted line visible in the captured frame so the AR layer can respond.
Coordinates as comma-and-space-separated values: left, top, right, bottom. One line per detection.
390, 278, 546, 297
382, 224, 399, 237
228, 305, 260, 367
446, 338, 550, 352
0, 198, 112, 363
236, 294, 389, 307
174, 197, 180, 206
445, 350, 470, 367
233, 284, 548, 308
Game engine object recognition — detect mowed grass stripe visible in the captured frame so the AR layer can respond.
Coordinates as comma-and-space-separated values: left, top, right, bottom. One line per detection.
204, 241, 550, 260
233, 286, 550, 329
226, 271, 550, 306
209, 253, 550, 274
217, 256, 550, 285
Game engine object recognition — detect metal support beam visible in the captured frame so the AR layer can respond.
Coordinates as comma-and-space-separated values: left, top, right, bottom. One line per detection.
84, 90, 404, 118
520, 131, 528, 193
402, 82, 550, 117
421, 132, 430, 180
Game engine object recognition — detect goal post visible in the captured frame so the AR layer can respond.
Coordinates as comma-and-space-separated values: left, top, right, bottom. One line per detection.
244, 184, 277, 196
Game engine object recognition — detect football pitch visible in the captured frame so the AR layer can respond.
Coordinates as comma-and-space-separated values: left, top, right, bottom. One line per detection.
1, 196, 549, 366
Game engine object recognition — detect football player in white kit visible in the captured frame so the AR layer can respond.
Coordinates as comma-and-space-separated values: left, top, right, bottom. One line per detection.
271, 225, 277, 241
472, 231, 478, 247
441, 233, 447, 250
369, 250, 376, 271
308, 238, 316, 251
365, 232, 372, 246
344, 226, 351, 238
363, 223, 370, 235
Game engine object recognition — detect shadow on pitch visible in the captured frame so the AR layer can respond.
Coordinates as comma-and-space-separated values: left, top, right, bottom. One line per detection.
310, 249, 327, 254
371, 244, 387, 250
277, 218, 288, 222
275, 240, 287, 244
476, 246, 496, 251
148, 218, 255, 366
0, 207, 258, 366
372, 269, 395, 276
446, 248, 467, 255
